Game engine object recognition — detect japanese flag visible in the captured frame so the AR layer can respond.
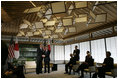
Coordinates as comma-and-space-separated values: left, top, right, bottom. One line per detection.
14, 37, 20, 59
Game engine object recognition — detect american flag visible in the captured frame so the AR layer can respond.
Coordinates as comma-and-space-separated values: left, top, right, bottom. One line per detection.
8, 37, 15, 59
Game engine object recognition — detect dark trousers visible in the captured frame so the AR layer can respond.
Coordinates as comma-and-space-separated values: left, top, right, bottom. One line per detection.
2, 66, 25, 78
36, 60, 42, 74
77, 63, 89, 77
65, 63, 72, 73
15, 66, 25, 78
98, 67, 111, 78
44, 60, 50, 73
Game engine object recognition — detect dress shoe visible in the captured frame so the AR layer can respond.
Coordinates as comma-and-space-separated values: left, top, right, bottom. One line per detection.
64, 72, 68, 74
39, 71, 42, 73
75, 70, 78, 72
78, 75, 84, 78
68, 72, 71, 75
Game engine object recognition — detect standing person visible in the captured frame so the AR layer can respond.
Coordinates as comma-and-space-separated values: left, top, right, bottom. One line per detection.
42, 46, 50, 73
97, 51, 114, 78
73, 45, 80, 61
36, 44, 44, 74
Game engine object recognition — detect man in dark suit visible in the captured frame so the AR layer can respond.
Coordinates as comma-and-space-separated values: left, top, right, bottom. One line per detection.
42, 46, 50, 73
36, 44, 44, 74
98, 51, 114, 78
73, 45, 80, 61
76, 51, 94, 78
64, 54, 76, 75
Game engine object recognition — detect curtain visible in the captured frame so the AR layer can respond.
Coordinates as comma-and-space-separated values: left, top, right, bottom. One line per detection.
50, 45, 54, 61
65, 45, 71, 60
91, 39, 106, 63
80, 41, 90, 61
106, 37, 117, 63
54, 45, 64, 61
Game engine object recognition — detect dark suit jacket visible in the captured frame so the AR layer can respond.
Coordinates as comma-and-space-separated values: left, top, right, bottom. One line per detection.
36, 48, 44, 61
103, 57, 114, 69
85, 56, 94, 66
73, 49, 80, 61
68, 57, 76, 65
44, 50, 50, 62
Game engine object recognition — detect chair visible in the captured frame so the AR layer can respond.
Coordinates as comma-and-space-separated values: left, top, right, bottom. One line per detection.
24, 61, 36, 73
84, 62, 97, 78
105, 64, 117, 78
72, 61, 80, 74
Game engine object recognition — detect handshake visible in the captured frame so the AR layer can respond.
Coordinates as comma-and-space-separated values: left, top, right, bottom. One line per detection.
42, 55, 45, 57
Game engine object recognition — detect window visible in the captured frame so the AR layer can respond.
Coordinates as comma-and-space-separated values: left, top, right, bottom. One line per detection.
80, 41, 90, 61
65, 45, 71, 60
50, 45, 54, 61
91, 39, 106, 63
106, 37, 117, 63
54, 45, 64, 61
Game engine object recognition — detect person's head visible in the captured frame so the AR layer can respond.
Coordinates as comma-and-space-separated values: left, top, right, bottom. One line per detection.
40, 44, 43, 49
45, 46, 48, 50
70, 53, 73, 57
106, 51, 111, 58
86, 51, 90, 55
1, 40, 8, 65
87, 53, 91, 57
75, 45, 78, 50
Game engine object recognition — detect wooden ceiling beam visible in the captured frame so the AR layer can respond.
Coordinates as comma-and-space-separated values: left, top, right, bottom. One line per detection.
96, 6, 116, 21
63, 21, 117, 39
3, 40, 64, 45
99, 5, 116, 18
64, 32, 117, 45
1, 8, 12, 22
105, 5, 117, 16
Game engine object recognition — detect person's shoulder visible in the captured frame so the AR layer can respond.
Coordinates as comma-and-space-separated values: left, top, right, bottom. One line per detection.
77, 49, 80, 51
110, 57, 114, 60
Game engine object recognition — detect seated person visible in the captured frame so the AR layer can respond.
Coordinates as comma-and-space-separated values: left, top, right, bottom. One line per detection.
97, 51, 114, 78
76, 51, 94, 78
64, 53, 76, 74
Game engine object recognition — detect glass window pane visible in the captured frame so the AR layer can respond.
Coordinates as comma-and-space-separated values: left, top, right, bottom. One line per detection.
91, 39, 106, 63
50, 45, 54, 61
80, 41, 90, 61
65, 45, 71, 60
106, 37, 117, 63
54, 45, 64, 61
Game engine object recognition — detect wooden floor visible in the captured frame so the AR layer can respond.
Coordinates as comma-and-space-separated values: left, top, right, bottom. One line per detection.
25, 64, 112, 78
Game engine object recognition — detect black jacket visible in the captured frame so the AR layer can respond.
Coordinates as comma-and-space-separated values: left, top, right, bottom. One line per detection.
85, 56, 94, 66
103, 57, 114, 69
37, 48, 44, 61
73, 49, 80, 61
68, 57, 76, 65
44, 50, 50, 62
